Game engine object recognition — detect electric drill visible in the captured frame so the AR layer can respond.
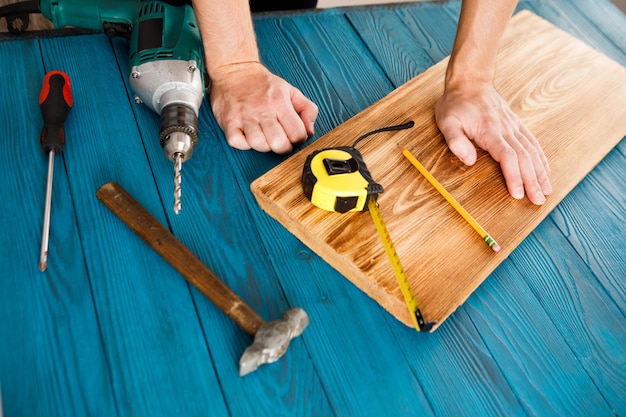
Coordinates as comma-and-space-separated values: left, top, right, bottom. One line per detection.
1, 0, 206, 214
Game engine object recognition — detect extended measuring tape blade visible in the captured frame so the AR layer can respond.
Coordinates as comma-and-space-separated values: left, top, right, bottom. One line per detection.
367, 197, 434, 332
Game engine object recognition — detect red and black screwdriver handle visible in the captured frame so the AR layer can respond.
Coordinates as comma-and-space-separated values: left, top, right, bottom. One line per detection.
39, 70, 73, 154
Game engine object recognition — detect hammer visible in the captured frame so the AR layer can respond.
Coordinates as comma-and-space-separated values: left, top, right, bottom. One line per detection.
96, 181, 309, 376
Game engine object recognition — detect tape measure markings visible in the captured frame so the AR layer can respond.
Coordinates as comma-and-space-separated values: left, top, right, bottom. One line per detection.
367, 197, 431, 331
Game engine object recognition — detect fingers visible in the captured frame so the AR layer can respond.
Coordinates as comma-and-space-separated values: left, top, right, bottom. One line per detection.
484, 127, 552, 205
242, 118, 273, 152
223, 125, 251, 151
227, 104, 310, 154
260, 86, 318, 153
520, 124, 551, 179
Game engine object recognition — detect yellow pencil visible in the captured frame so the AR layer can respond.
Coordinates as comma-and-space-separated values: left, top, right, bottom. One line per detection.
401, 148, 501, 252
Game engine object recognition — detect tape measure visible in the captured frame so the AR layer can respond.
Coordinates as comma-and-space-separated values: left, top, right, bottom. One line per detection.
302, 140, 435, 331
302, 146, 382, 213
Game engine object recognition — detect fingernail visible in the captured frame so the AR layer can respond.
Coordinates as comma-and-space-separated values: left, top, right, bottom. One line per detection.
512, 187, 524, 200
542, 181, 552, 195
535, 194, 546, 205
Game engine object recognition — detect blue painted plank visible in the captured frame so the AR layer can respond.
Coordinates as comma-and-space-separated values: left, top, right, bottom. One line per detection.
346, 4, 436, 86
443, 0, 626, 67
549, 149, 626, 312
0, 38, 116, 417
39, 34, 231, 416
553, 0, 626, 58
291, 12, 393, 115
512, 219, 626, 414
395, 1, 458, 62
465, 259, 616, 416
520, 0, 626, 65
382, 311, 528, 417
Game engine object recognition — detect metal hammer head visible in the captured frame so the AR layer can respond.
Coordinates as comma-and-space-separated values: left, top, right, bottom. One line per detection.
239, 307, 309, 376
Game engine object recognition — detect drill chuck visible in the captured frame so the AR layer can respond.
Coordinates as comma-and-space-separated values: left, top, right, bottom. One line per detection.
129, 58, 203, 163
159, 103, 198, 215
159, 103, 198, 162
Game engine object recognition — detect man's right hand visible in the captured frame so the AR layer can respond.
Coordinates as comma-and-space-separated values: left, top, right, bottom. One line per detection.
435, 81, 552, 205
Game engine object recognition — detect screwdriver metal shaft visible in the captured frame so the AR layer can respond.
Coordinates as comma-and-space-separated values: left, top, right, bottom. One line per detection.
39, 151, 55, 271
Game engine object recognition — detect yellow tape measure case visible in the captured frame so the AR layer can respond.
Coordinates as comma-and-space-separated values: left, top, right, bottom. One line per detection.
302, 147, 383, 213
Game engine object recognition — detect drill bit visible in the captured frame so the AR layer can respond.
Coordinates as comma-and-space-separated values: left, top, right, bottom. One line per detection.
173, 152, 183, 214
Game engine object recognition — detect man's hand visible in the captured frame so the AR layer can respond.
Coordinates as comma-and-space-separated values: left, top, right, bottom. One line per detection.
209, 62, 318, 154
435, 82, 552, 205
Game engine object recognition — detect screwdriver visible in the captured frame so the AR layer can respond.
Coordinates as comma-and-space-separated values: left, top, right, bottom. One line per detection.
38, 70, 73, 272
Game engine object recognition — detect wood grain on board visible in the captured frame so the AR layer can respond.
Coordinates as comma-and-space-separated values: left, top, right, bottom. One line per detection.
251, 11, 626, 330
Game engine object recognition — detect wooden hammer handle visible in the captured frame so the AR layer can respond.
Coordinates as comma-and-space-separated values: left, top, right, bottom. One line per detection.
96, 181, 265, 336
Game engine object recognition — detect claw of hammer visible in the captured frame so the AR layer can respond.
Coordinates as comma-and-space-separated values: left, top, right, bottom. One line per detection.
239, 307, 309, 376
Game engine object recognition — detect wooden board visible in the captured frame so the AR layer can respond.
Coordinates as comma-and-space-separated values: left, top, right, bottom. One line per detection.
250, 10, 626, 331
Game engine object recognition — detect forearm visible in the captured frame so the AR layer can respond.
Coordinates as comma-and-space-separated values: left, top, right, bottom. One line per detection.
191, 0, 260, 76
446, 0, 518, 88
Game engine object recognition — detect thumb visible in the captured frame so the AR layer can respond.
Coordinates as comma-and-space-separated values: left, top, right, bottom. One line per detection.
438, 121, 477, 166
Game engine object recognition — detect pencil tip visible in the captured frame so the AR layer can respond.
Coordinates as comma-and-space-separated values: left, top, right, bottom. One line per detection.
39, 260, 47, 272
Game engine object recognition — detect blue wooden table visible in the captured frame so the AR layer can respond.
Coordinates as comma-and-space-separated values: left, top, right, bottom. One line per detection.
1, 0, 624, 415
